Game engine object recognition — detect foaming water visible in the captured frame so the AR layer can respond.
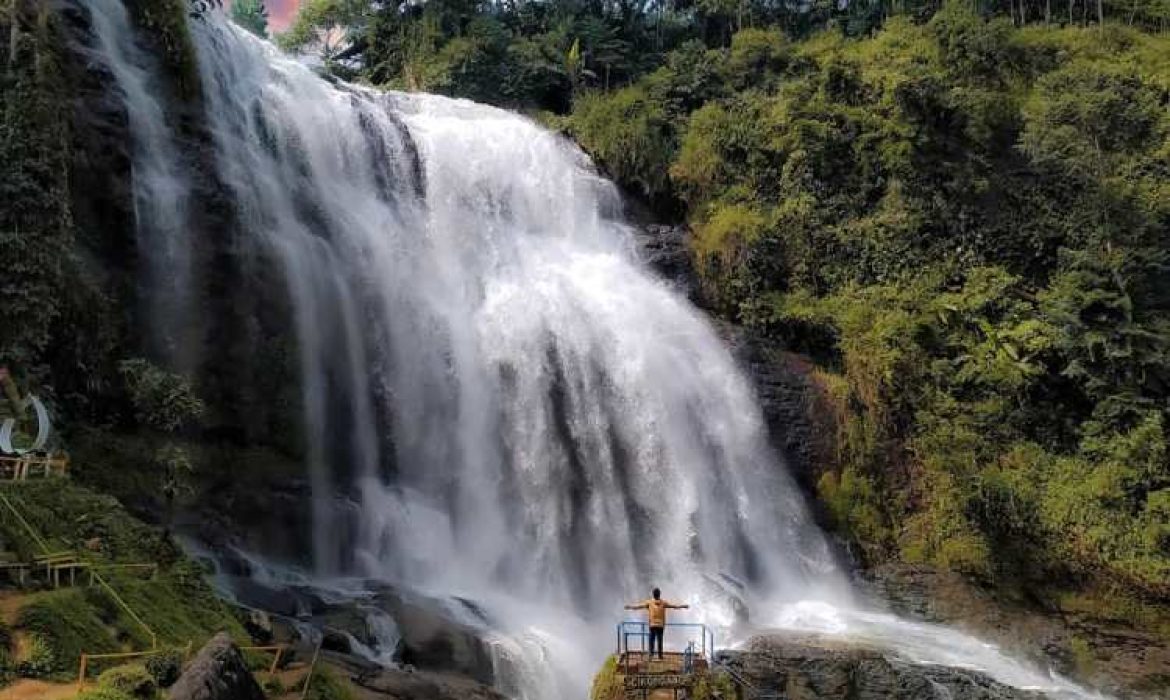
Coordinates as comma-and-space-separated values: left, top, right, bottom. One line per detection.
87, 5, 1107, 699
764, 601, 1108, 699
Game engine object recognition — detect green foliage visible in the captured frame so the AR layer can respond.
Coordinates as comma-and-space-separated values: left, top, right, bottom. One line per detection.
0, 480, 247, 679
1, 480, 175, 563
76, 688, 136, 700
691, 671, 737, 700
123, 0, 201, 97
143, 650, 182, 687
589, 655, 622, 700
263, 676, 287, 696
0, 0, 73, 369
568, 86, 676, 201
97, 664, 157, 699
304, 668, 355, 700
278, 0, 370, 57
15, 632, 56, 679
18, 593, 115, 675
640, 17, 1170, 602
231, 0, 269, 38
118, 359, 205, 433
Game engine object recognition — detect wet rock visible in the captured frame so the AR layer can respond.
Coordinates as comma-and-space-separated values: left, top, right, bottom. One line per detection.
220, 575, 328, 618
719, 634, 1046, 700
168, 632, 265, 700
349, 666, 507, 700
633, 224, 698, 299
372, 590, 498, 686
718, 324, 838, 494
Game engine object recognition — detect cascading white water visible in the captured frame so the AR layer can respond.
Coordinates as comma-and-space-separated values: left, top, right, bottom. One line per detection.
88, 5, 1108, 699
83, 0, 197, 370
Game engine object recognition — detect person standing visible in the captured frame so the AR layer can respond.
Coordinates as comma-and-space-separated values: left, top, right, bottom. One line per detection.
625, 588, 689, 660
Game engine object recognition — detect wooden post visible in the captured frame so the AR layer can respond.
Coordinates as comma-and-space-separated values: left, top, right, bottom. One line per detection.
300, 639, 324, 699
269, 646, 283, 675
78, 654, 88, 687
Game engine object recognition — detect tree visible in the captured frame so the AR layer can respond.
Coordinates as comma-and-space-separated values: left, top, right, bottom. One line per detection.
119, 359, 205, 537
278, 0, 370, 57
231, 0, 270, 38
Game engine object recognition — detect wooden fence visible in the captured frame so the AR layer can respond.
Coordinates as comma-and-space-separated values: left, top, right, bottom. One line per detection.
0, 454, 68, 481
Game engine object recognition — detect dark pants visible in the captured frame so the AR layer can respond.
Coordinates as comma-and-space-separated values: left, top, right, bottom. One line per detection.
649, 626, 664, 659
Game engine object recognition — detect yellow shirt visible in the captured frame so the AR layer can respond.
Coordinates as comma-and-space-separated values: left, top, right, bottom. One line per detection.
636, 598, 679, 627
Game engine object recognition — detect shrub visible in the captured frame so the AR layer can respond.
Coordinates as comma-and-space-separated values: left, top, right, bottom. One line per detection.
589, 655, 622, 700
263, 676, 287, 696
97, 664, 157, 699
568, 86, 675, 202
692, 671, 737, 700
304, 668, 355, 700
77, 688, 136, 700
15, 633, 55, 679
17, 589, 117, 673
145, 650, 183, 688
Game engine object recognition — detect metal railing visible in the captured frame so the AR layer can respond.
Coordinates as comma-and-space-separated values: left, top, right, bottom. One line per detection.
615, 620, 715, 666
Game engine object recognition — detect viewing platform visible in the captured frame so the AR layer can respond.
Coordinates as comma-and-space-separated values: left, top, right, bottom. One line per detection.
606, 621, 719, 699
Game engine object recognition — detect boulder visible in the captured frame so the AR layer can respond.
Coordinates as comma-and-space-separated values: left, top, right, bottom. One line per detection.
168, 633, 264, 700
351, 667, 508, 700
373, 590, 498, 686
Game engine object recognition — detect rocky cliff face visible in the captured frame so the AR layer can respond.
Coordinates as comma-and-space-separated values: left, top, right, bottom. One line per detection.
718, 634, 1046, 700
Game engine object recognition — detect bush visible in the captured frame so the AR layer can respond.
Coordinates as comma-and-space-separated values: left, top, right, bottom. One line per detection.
144, 650, 182, 687
568, 86, 675, 202
16, 589, 117, 673
15, 633, 55, 679
97, 664, 157, 699
263, 676, 287, 696
77, 688, 136, 700
589, 655, 622, 700
304, 668, 354, 700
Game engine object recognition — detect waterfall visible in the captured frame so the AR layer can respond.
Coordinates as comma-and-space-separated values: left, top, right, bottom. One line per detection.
85, 5, 1107, 699
83, 0, 197, 371
189, 17, 843, 604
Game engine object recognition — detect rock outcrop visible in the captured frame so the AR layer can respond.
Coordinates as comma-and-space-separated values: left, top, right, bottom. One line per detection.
632, 223, 699, 299
168, 633, 265, 700
864, 564, 1170, 699
349, 667, 508, 700
718, 634, 1046, 700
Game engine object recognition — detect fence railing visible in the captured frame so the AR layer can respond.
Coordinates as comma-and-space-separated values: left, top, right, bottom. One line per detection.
90, 569, 158, 649
78, 642, 194, 687
0, 454, 68, 481
615, 620, 715, 672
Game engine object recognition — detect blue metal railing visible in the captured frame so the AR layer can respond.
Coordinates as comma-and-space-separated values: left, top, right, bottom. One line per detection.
615, 620, 715, 661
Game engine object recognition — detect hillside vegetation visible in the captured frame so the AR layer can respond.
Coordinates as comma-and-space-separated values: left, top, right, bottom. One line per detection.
572, 13, 1170, 604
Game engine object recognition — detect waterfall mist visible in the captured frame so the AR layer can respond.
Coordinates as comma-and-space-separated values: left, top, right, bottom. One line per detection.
85, 5, 1108, 698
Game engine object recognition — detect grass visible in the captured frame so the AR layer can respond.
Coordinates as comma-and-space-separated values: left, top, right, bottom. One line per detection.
589, 655, 622, 700
0, 479, 249, 682
16, 589, 120, 675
